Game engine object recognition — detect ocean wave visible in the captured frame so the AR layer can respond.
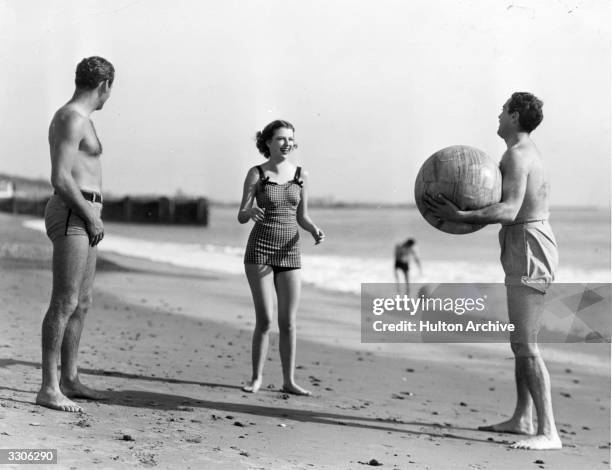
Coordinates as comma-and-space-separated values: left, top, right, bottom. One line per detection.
23, 219, 610, 294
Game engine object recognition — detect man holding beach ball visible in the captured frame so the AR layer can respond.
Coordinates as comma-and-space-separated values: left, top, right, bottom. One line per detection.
423, 92, 561, 450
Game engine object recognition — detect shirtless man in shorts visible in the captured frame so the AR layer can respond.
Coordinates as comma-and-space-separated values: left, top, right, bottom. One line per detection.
36, 57, 114, 412
394, 238, 421, 294
424, 92, 561, 450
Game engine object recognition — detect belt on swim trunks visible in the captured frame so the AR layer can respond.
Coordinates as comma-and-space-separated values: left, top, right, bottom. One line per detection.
502, 218, 546, 226
53, 190, 103, 203
81, 190, 103, 203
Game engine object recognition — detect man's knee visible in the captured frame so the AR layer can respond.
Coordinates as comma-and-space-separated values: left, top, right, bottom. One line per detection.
49, 292, 80, 317
76, 292, 93, 315
510, 342, 540, 358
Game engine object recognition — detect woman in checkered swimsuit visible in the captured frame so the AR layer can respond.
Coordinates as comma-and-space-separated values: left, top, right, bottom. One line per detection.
243, 165, 303, 267
238, 120, 325, 395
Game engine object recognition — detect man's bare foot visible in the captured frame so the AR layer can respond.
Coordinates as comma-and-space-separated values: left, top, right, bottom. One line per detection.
36, 389, 83, 413
478, 418, 534, 435
60, 379, 107, 400
282, 383, 311, 396
510, 433, 562, 450
242, 378, 262, 393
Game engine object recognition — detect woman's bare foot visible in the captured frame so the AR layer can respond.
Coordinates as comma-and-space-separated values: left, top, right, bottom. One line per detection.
36, 388, 83, 413
478, 417, 534, 435
510, 433, 562, 450
282, 383, 311, 396
60, 378, 107, 400
242, 378, 263, 393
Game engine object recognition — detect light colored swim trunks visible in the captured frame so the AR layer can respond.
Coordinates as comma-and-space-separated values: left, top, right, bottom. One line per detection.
44, 193, 102, 242
499, 219, 558, 293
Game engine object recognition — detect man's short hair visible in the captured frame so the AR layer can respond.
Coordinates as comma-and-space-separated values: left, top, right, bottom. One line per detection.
75, 56, 115, 90
508, 92, 543, 133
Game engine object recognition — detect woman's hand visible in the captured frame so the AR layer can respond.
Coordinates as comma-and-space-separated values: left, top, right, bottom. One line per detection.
249, 207, 265, 222
311, 227, 326, 245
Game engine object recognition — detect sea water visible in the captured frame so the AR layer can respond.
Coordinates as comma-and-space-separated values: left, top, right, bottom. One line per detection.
23, 205, 610, 294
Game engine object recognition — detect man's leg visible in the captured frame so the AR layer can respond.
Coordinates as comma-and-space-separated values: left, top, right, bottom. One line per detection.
394, 268, 401, 294
507, 285, 561, 450
36, 236, 90, 412
59, 245, 105, 399
478, 285, 535, 435
404, 269, 411, 296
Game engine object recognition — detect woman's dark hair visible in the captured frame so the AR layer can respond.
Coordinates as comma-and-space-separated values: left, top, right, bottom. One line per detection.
403, 238, 415, 247
255, 120, 297, 158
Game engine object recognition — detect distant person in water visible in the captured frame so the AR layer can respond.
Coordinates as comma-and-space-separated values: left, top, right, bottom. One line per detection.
37, 57, 114, 412
238, 120, 325, 395
394, 238, 421, 294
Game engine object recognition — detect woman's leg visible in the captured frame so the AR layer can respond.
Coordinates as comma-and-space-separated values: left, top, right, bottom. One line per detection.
243, 264, 275, 393
275, 268, 310, 396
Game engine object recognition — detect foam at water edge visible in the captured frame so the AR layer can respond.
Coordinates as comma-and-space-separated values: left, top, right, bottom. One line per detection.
23, 219, 611, 294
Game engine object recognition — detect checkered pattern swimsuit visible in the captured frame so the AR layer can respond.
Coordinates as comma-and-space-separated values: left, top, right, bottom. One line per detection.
244, 166, 303, 268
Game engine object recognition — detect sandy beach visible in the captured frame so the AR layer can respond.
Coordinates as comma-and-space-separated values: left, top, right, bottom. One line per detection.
0, 212, 609, 469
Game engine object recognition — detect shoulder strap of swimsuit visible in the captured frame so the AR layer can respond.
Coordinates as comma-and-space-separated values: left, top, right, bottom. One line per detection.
256, 165, 265, 180
293, 166, 302, 183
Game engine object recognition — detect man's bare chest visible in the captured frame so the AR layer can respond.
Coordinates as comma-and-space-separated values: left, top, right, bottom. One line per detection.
79, 123, 102, 156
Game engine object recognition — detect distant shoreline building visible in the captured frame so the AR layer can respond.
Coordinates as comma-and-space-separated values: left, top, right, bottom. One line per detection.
0, 179, 15, 199
0, 174, 208, 225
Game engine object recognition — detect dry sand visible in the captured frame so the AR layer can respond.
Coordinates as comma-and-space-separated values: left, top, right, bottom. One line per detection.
0, 213, 609, 469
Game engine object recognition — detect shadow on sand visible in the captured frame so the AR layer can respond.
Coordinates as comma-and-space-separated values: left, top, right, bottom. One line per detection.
0, 358, 508, 445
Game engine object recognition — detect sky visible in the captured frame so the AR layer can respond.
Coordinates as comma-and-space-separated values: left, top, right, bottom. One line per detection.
0, 0, 610, 206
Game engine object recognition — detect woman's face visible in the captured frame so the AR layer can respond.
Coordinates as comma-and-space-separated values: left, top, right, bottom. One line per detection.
267, 127, 295, 158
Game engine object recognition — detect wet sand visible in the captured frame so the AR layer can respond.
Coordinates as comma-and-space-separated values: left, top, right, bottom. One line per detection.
0, 213, 609, 469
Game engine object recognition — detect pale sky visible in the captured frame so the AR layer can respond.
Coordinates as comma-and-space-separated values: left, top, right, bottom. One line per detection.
0, 0, 609, 206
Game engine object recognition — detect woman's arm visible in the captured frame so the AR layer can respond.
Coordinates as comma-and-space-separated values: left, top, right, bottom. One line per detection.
296, 169, 325, 244
237, 167, 264, 224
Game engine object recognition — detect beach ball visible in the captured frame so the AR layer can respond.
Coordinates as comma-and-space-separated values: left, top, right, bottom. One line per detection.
414, 145, 502, 234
